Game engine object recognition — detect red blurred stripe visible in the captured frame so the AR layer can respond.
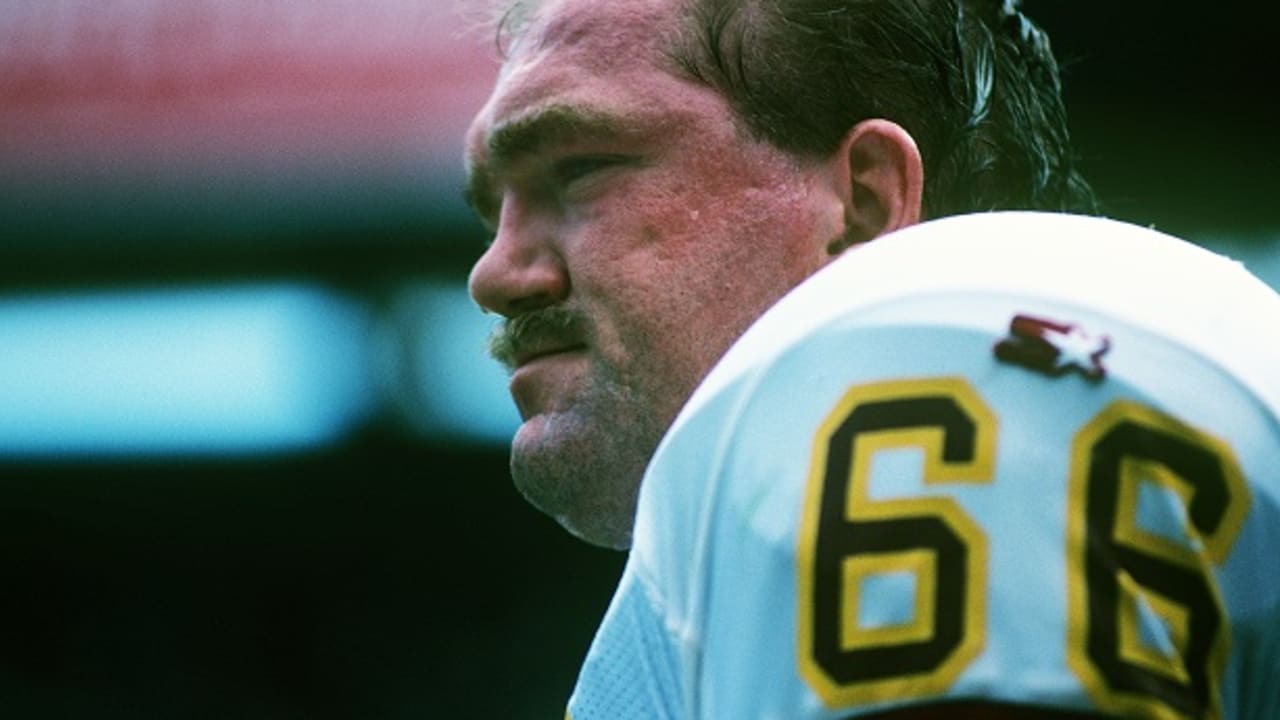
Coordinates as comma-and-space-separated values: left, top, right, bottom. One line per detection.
0, 0, 498, 178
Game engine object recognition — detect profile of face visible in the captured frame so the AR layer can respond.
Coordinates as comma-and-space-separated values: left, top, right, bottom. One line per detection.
465, 0, 919, 548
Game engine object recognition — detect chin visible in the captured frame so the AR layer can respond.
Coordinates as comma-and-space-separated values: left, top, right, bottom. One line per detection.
560, 511, 633, 550
509, 424, 644, 551
507, 373, 661, 550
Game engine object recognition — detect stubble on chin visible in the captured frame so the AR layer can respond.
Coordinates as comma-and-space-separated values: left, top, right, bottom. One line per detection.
506, 347, 664, 550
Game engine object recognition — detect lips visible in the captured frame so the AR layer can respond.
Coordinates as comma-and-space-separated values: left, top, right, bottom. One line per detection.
511, 343, 587, 369
507, 343, 588, 420
489, 307, 591, 372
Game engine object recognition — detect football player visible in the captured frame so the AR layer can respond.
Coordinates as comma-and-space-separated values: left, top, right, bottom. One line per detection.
463, 0, 1279, 716
571, 212, 1280, 719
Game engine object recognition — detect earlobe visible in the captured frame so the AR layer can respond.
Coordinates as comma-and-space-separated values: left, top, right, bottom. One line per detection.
828, 119, 924, 254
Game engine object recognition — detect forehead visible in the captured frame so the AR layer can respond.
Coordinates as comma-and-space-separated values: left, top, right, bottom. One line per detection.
467, 0, 689, 148
511, 0, 683, 62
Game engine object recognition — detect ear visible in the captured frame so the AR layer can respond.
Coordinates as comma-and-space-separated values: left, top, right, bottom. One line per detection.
826, 119, 923, 255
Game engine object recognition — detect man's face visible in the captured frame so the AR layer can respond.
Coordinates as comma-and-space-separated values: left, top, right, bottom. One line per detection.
465, 0, 845, 548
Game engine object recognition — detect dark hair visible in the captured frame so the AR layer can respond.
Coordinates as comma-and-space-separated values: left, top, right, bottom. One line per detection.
668, 0, 1099, 218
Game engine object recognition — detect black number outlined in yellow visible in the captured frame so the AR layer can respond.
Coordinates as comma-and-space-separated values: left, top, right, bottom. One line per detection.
1067, 400, 1250, 720
797, 378, 997, 706
799, 383, 1250, 717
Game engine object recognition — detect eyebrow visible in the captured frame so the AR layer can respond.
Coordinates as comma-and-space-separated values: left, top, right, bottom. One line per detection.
464, 104, 637, 223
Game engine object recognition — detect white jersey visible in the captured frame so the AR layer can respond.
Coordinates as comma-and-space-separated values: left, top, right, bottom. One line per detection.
568, 212, 1280, 720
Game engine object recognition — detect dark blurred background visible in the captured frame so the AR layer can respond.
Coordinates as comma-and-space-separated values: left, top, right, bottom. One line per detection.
0, 1, 1276, 717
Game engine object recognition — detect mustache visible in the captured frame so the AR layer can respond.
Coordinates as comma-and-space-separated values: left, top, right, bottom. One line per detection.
487, 306, 589, 370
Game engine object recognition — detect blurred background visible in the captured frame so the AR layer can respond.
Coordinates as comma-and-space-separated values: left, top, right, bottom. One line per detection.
0, 0, 1275, 717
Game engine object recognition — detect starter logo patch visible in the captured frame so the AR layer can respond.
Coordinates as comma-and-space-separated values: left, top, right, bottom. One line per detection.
994, 314, 1110, 382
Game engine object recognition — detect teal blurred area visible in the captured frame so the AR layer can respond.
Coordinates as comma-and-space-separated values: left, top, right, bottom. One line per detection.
0, 281, 519, 457
0, 0, 1276, 717
376, 282, 522, 444
0, 284, 376, 456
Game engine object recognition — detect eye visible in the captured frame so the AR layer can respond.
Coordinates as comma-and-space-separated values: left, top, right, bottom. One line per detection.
551, 155, 627, 189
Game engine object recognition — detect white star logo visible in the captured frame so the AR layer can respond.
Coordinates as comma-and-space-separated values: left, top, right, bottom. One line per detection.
1042, 325, 1110, 379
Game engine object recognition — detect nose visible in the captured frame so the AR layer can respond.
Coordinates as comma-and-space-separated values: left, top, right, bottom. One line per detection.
468, 202, 570, 317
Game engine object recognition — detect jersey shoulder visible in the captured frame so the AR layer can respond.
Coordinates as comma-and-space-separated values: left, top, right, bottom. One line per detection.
685, 211, 1280, 423
632, 212, 1280, 719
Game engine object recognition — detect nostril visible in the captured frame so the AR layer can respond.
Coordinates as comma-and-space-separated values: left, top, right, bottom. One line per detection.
468, 243, 570, 319
507, 292, 561, 315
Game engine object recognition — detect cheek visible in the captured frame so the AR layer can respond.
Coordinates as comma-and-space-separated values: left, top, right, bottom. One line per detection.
601, 251, 750, 380
570, 167, 829, 387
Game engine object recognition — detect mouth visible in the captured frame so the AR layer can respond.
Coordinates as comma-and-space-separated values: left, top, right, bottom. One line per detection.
488, 306, 592, 372
511, 344, 588, 370
507, 343, 589, 419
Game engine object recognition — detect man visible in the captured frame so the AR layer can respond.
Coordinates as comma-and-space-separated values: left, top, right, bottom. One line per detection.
466, 0, 1092, 550
464, 0, 1280, 717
